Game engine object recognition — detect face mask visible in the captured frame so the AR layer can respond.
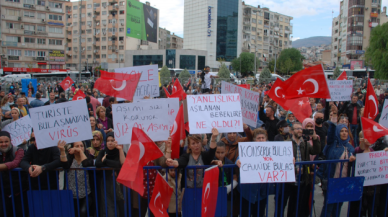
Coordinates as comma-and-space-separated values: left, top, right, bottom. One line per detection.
315, 118, 324, 125
289, 119, 295, 123
283, 127, 290, 134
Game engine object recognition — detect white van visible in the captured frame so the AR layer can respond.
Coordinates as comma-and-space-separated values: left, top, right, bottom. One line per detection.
0, 74, 31, 82
256, 73, 285, 83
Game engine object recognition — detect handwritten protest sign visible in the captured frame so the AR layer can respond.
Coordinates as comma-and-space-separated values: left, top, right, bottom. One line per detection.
327, 80, 353, 101
136, 98, 179, 130
355, 151, 388, 186
115, 65, 159, 99
187, 94, 243, 134
221, 81, 260, 127
239, 141, 295, 183
379, 100, 388, 129
2, 116, 33, 146
112, 100, 169, 144
30, 100, 92, 149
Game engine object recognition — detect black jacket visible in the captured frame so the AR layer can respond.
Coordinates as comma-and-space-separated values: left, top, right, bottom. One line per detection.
259, 106, 279, 141
20, 145, 62, 190
44, 100, 55, 106
106, 106, 113, 120
339, 101, 361, 125
56, 97, 68, 104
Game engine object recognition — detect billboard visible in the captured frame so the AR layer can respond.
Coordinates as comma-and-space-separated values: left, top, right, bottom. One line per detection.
126, 0, 158, 43
351, 60, 364, 70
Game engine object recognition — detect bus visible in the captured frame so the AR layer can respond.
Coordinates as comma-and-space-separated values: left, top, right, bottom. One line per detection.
324, 69, 375, 79
31, 71, 91, 82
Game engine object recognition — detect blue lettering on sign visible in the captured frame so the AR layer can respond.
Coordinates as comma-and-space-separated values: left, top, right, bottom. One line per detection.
127, 28, 131, 34
208, 6, 212, 37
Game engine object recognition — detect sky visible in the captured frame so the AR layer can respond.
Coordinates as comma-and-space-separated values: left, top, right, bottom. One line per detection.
141, 0, 388, 41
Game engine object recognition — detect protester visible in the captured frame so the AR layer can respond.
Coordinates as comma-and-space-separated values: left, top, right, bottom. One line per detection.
286, 111, 296, 127
164, 169, 182, 217
90, 116, 106, 143
1, 108, 23, 131
0, 95, 11, 119
56, 92, 68, 104
96, 106, 114, 134
314, 111, 327, 153
44, 92, 56, 105
105, 97, 115, 120
339, 95, 361, 147
16, 97, 29, 117
87, 130, 104, 159
87, 92, 101, 116
259, 103, 280, 141
30, 92, 45, 108
274, 120, 292, 141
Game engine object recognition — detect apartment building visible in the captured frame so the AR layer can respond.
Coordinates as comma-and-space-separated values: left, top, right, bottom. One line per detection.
242, 3, 293, 67
331, 15, 340, 67
331, 0, 388, 68
171, 33, 183, 49
159, 27, 171, 49
0, 0, 67, 69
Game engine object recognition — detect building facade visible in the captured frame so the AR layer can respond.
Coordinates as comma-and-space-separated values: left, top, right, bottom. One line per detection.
0, 0, 67, 70
183, 0, 243, 71
242, 3, 293, 69
331, 0, 388, 68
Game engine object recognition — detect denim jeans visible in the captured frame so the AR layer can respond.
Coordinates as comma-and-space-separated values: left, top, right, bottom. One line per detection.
350, 124, 359, 147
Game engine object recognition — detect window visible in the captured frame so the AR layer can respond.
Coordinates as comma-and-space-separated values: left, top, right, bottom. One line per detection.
119, 10, 124, 14
73, 30, 78, 34
24, 25, 35, 31
49, 2, 62, 8
73, 5, 78, 10
37, 13, 45, 19
102, 20, 107, 25
73, 22, 78, 26
93, 3, 100, 8
7, 9, 20, 16
37, 38, 45, 44
81, 13, 85, 18
95, 37, 100, 41
49, 27, 63, 33
87, 4, 92, 8
81, 55, 85, 59
73, 38, 77, 43
119, 54, 124, 59
258, 20, 262, 25
37, 26, 45, 32
102, 54, 106, 58
73, 14, 78, 18
6, 23, 19, 29
86, 29, 92, 34
6, 36, 20, 42
252, 18, 256, 23
252, 27, 256, 31
87, 38, 92, 42
119, 36, 124, 41
49, 39, 62, 45
102, 11, 107, 15
73, 47, 78, 51
87, 21, 92, 26
87, 46, 92, 51
102, 46, 106, 50
119, 28, 124, 32
102, 2, 107, 7
24, 11, 35, 17
81, 38, 85, 43
87, 55, 92, 58
24, 37, 35, 43
102, 37, 106, 41
8, 49, 22, 56
73, 55, 77, 59
119, 1, 125, 5
109, 19, 116, 24
6, 0, 20, 2
119, 45, 124, 50
37, 51, 45, 57
95, 55, 100, 58
49, 14, 62, 21
24, 0, 34, 4
81, 22, 85, 26
24, 50, 36, 56
37, 0, 45, 5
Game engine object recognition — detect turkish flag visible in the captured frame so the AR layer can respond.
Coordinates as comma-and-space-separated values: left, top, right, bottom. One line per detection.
361, 117, 388, 144
201, 166, 219, 217
268, 78, 290, 110
149, 173, 173, 217
171, 104, 185, 159
337, 71, 347, 80
59, 76, 74, 90
238, 84, 250, 89
169, 79, 187, 101
283, 64, 331, 99
72, 90, 86, 101
117, 128, 163, 195
364, 78, 379, 120
284, 97, 312, 122
94, 70, 141, 101
163, 87, 170, 97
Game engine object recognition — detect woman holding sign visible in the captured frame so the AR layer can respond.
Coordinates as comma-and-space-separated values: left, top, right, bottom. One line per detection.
95, 132, 125, 217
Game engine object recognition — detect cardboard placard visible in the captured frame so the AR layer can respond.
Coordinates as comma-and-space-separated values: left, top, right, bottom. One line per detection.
379, 100, 388, 129
2, 116, 33, 146
327, 80, 353, 102
355, 151, 388, 186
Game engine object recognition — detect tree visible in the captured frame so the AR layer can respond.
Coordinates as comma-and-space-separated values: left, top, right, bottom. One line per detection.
179, 68, 191, 84
259, 68, 272, 83
280, 58, 294, 75
231, 52, 260, 77
333, 67, 341, 79
276, 48, 304, 74
217, 57, 226, 67
160, 65, 171, 86
365, 22, 388, 79
217, 63, 230, 79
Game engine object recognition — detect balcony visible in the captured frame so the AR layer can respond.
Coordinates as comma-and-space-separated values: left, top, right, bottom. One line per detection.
108, 4, 118, 11
2, 41, 18, 47
243, 21, 251, 25
243, 29, 251, 33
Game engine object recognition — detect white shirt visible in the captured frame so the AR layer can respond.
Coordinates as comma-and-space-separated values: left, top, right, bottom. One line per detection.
202, 73, 212, 89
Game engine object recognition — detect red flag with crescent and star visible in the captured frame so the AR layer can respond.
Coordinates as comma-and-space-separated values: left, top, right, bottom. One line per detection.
361, 117, 388, 144
284, 97, 312, 122
283, 64, 331, 99
201, 166, 219, 217
59, 76, 74, 90
72, 89, 86, 101
117, 128, 163, 195
337, 71, 347, 80
169, 79, 187, 101
171, 104, 185, 159
268, 78, 290, 110
149, 173, 173, 217
364, 78, 379, 120
95, 70, 141, 101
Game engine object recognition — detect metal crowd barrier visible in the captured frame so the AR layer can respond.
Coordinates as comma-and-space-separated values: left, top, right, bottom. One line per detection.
0, 159, 387, 217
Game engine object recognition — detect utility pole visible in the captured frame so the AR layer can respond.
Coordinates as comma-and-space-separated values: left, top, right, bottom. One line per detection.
78, 0, 83, 81
274, 53, 277, 73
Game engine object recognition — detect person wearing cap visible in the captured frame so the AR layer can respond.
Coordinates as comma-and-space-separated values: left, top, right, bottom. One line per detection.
259, 101, 279, 141
0, 131, 27, 217
199, 66, 218, 94
274, 120, 292, 141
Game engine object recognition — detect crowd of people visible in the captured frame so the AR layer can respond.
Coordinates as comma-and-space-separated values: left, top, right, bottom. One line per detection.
0, 70, 388, 217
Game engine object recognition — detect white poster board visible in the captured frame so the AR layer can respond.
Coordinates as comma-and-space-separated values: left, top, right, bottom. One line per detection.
2, 116, 33, 146
29, 99, 93, 149
187, 94, 243, 134
136, 98, 179, 130
239, 141, 295, 183
221, 81, 260, 127
327, 80, 353, 102
355, 151, 388, 186
112, 99, 169, 144
114, 65, 159, 99
379, 100, 388, 129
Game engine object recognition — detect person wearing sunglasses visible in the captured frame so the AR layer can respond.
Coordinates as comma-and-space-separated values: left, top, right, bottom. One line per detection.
20, 131, 62, 190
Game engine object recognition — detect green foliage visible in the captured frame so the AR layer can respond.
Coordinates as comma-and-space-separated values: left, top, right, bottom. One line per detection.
280, 58, 294, 75
259, 68, 272, 83
333, 67, 341, 79
365, 22, 388, 79
179, 68, 191, 84
231, 52, 260, 77
276, 48, 304, 73
160, 65, 171, 86
217, 63, 230, 79
268, 59, 277, 73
